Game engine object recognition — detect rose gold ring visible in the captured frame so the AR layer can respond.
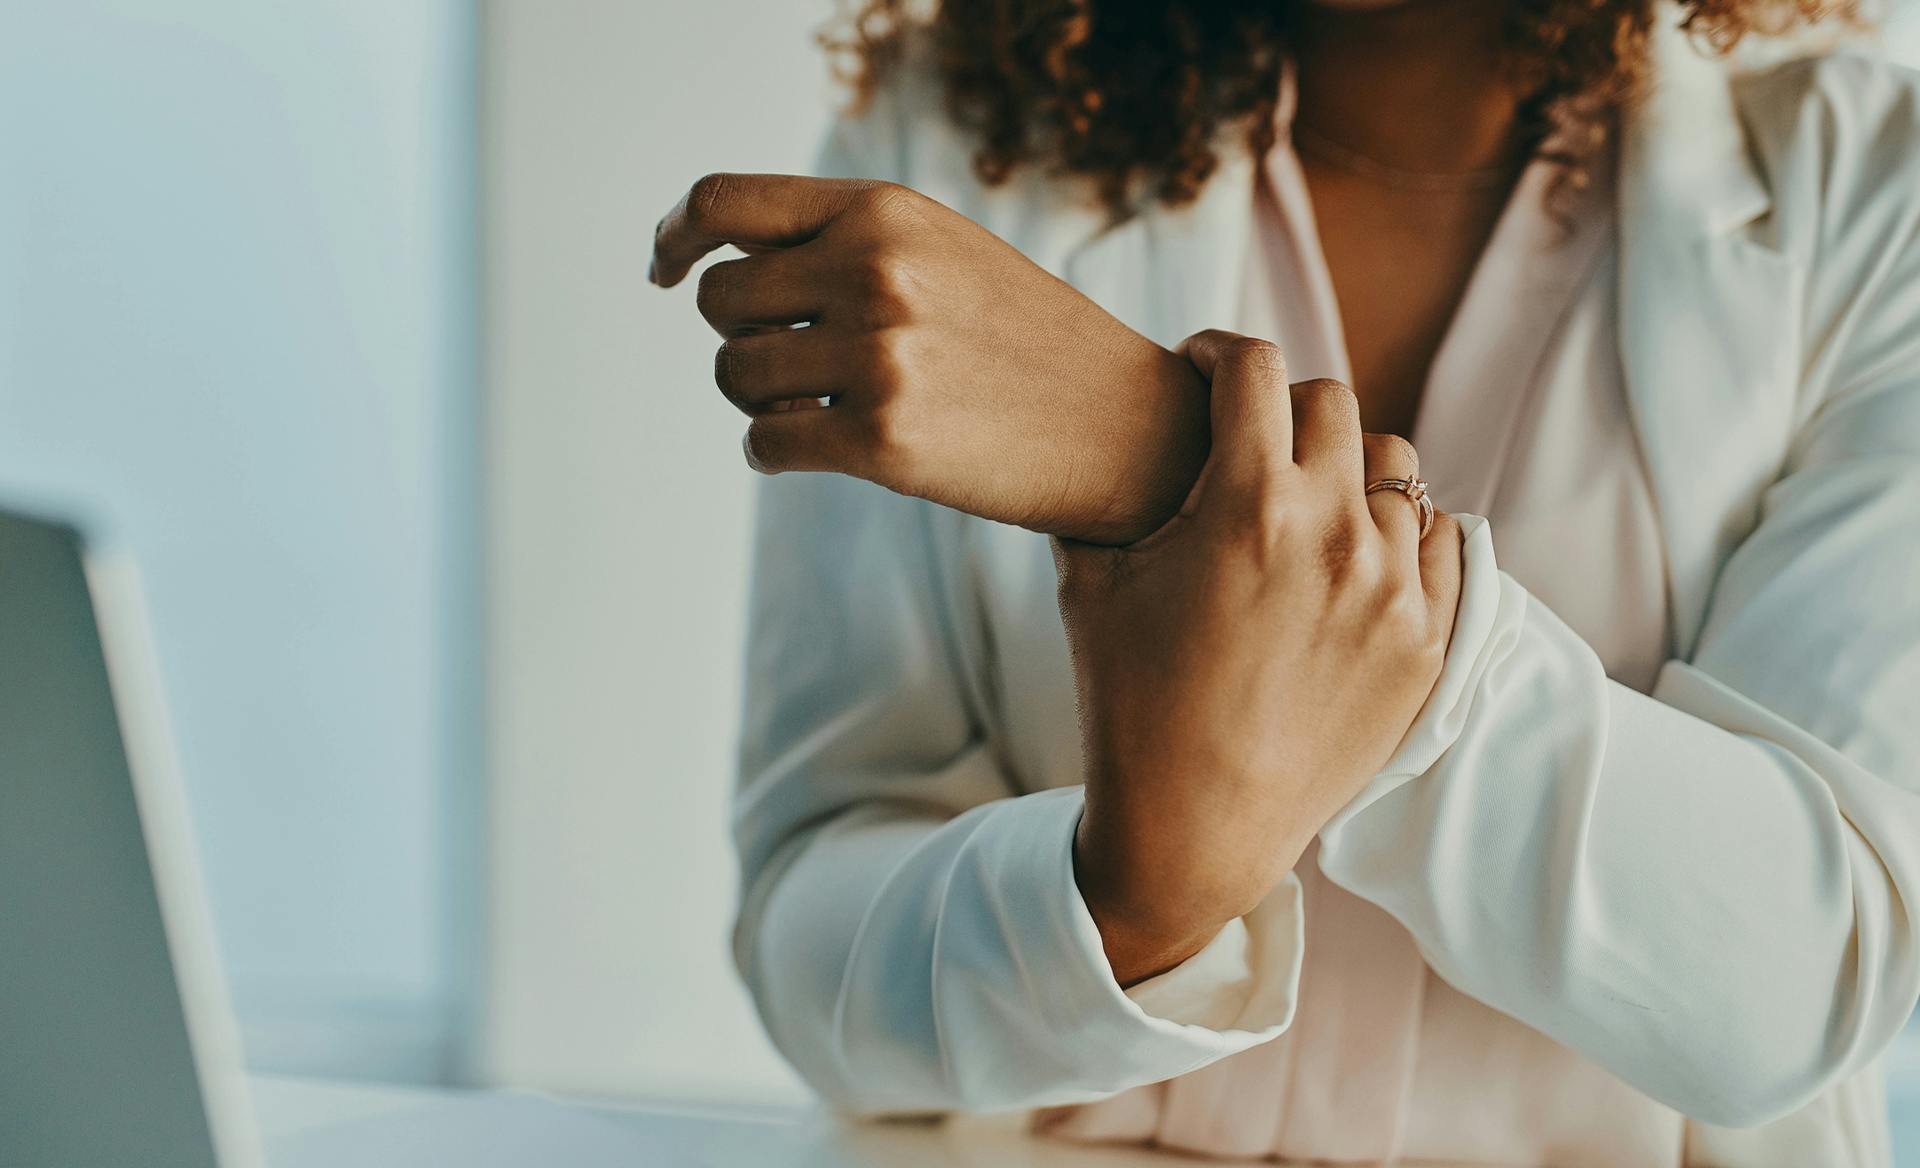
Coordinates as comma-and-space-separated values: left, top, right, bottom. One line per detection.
1364, 476, 1436, 539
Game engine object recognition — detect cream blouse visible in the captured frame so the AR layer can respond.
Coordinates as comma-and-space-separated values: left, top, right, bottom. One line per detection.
1038, 90, 1902, 1162
1038, 90, 1802, 1167
733, 40, 1919, 1168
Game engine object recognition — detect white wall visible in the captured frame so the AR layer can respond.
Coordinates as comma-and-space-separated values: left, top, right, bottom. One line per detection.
1890, 0, 1920, 59
0, 1, 481, 1082
478, 0, 831, 1104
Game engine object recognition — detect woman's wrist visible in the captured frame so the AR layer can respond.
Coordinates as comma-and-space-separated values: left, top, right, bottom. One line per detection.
1075, 863, 1227, 987
1063, 338, 1212, 547
1072, 809, 1291, 987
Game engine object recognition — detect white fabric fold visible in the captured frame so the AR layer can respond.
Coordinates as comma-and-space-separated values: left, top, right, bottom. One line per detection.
742, 780, 1300, 1115
731, 35, 1920, 1161
1124, 914, 1258, 1030
1314, 555, 1920, 1127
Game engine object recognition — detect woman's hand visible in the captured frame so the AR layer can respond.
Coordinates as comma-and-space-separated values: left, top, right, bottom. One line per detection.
650, 173, 1209, 545
1054, 331, 1465, 986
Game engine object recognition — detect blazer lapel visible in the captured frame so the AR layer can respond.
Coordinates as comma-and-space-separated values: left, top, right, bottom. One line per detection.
1617, 11, 1803, 657
1055, 11, 1800, 663
1061, 147, 1260, 351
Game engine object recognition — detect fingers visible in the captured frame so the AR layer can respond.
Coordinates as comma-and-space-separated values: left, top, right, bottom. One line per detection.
1360, 433, 1424, 555
650, 173, 896, 288
1182, 330, 1294, 491
1290, 378, 1364, 482
696, 248, 825, 335
713, 327, 843, 415
741, 405, 868, 476
1418, 510, 1465, 649
1164, 336, 1444, 603
1360, 432, 1419, 484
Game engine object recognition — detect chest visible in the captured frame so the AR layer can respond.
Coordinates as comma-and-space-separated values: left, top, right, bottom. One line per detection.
1301, 162, 1515, 438
962, 215, 1676, 796
973, 139, 1806, 786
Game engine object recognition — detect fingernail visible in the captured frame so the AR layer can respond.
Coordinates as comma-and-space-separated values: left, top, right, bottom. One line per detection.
646, 259, 657, 285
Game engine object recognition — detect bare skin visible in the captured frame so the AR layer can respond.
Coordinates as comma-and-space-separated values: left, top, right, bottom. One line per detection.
1059, 334, 1463, 983
651, 0, 1525, 986
1290, 0, 1525, 436
649, 173, 1210, 546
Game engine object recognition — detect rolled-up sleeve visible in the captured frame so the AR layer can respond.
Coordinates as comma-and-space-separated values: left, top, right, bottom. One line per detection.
1312, 67, 1920, 1126
734, 453, 1302, 1113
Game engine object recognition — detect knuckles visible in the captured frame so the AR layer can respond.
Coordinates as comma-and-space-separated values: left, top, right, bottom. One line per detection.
1372, 574, 1433, 641
694, 257, 742, 323
849, 179, 916, 222
1291, 377, 1359, 418
853, 327, 912, 397
1321, 517, 1381, 591
1234, 490, 1303, 558
858, 396, 923, 476
1187, 331, 1289, 384
1364, 432, 1419, 474
1211, 487, 1444, 674
1218, 336, 1289, 380
683, 172, 735, 235
847, 249, 919, 324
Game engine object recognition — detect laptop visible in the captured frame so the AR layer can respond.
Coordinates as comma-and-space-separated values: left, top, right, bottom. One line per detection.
0, 509, 263, 1168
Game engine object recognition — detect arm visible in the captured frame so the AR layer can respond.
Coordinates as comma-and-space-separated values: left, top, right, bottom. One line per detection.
1314, 80, 1920, 1126
727, 113, 1299, 1117
649, 145, 1211, 546
732, 468, 1301, 1114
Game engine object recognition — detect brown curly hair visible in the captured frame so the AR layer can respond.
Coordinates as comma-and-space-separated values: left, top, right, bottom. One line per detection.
823, 0, 1844, 218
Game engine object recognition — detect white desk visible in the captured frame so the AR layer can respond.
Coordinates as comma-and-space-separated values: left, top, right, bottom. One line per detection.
251, 1075, 1200, 1168
253, 1073, 1920, 1166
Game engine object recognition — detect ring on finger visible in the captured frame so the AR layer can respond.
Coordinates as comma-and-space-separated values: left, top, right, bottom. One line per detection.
1364, 476, 1436, 539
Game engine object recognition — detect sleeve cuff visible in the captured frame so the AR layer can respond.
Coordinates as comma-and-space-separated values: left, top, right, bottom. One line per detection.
1319, 513, 1529, 838
826, 783, 1303, 1112
992, 519, 1508, 1072
1123, 917, 1255, 1027
1042, 522, 1515, 1045
1121, 875, 1305, 1030
1000, 787, 1302, 1057
935, 786, 1300, 1103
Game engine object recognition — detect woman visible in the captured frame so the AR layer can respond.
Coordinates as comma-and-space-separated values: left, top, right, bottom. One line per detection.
651, 0, 1920, 1163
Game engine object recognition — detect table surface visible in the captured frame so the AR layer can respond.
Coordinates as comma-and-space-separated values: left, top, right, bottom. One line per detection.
251, 1075, 1199, 1168
254, 1070, 1920, 1168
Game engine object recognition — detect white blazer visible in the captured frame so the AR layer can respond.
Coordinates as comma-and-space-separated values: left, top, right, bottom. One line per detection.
730, 11, 1920, 1161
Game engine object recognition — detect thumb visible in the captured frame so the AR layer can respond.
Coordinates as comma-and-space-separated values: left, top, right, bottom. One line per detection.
1178, 330, 1294, 492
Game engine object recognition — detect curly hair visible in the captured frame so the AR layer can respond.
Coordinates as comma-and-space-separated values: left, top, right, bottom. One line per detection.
822, 0, 1845, 218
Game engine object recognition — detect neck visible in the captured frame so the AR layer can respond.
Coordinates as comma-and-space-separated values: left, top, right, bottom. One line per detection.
1289, 0, 1524, 176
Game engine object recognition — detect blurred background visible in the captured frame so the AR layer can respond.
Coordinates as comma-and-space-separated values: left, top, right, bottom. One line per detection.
2, 0, 1917, 1154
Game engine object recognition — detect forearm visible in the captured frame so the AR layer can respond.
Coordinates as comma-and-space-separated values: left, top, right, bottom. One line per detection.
731, 467, 1294, 1113
1054, 337, 1211, 546
738, 789, 1298, 1115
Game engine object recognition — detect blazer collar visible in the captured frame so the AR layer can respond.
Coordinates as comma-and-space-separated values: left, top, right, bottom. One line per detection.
1621, 7, 1772, 241
1616, 9, 1803, 655
1059, 135, 1260, 351
1063, 4, 1776, 344
1058, 11, 1795, 654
